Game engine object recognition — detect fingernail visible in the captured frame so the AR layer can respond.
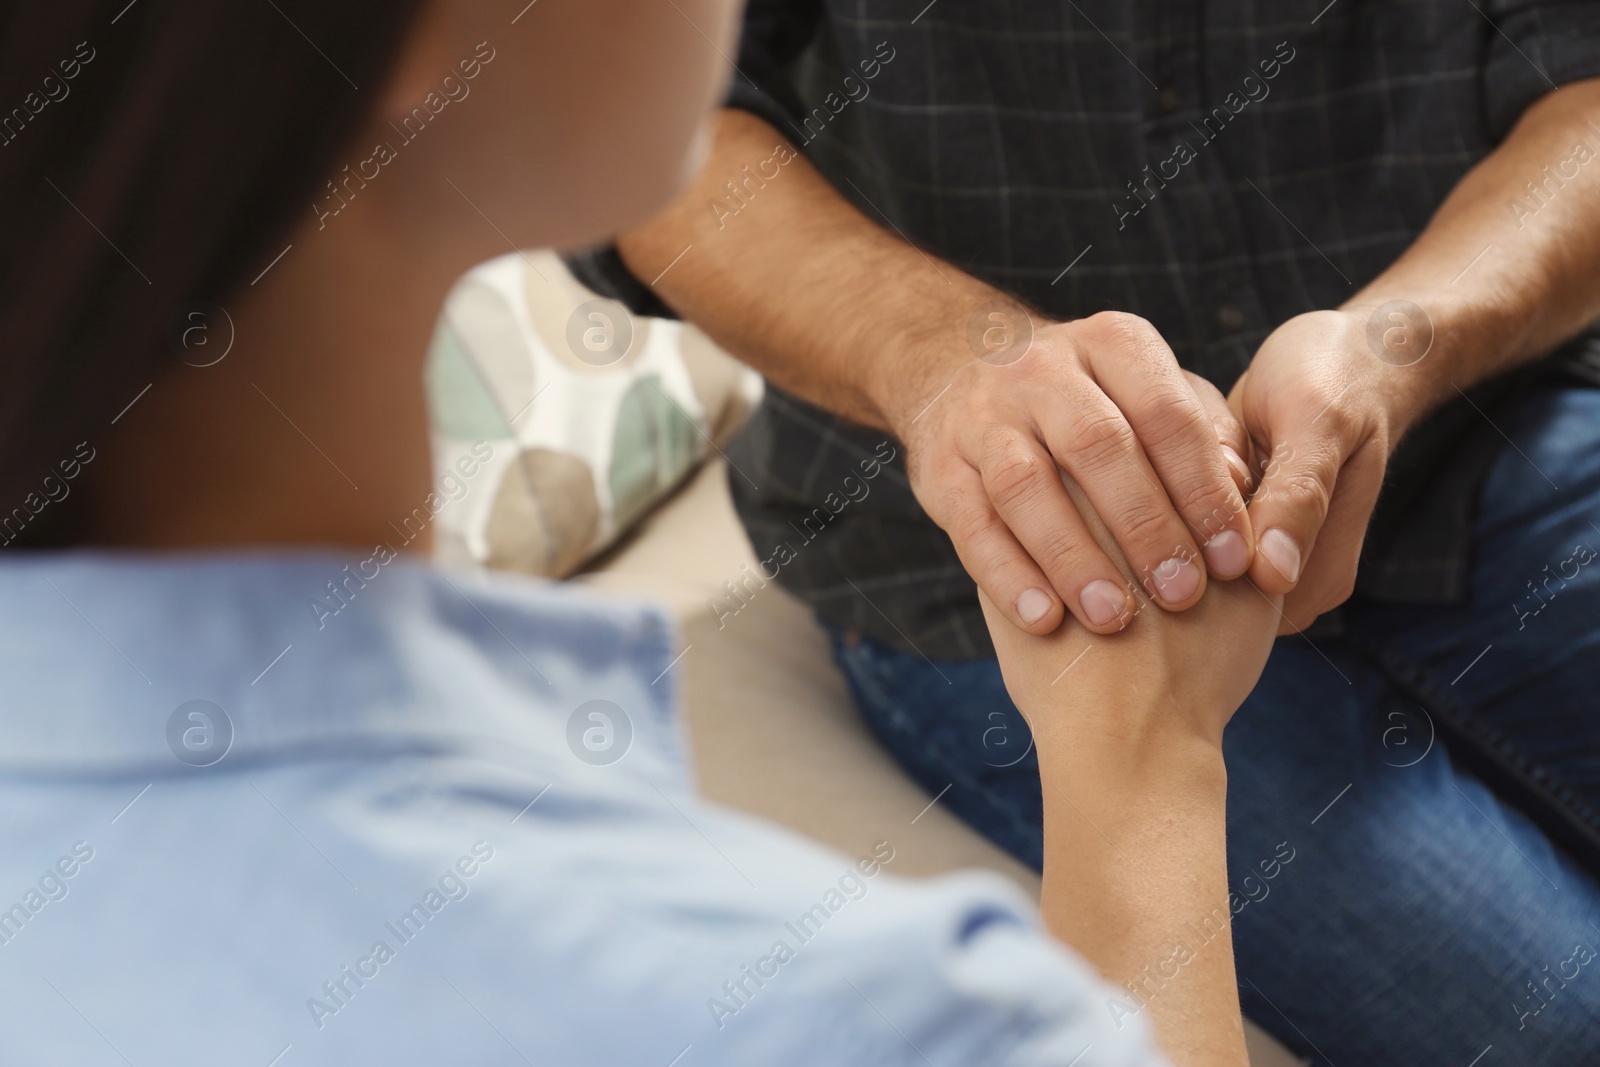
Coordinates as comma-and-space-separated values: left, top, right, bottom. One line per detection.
1079, 579, 1128, 627
1150, 555, 1202, 605
1204, 529, 1250, 579
1260, 528, 1302, 584
1222, 445, 1252, 488
1016, 588, 1054, 625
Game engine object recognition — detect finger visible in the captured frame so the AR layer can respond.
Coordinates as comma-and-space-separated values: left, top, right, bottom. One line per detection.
1081, 313, 1254, 585
1039, 379, 1209, 611
1275, 436, 1386, 632
922, 458, 1067, 634
1077, 313, 1255, 585
1225, 370, 1271, 490
964, 433, 1137, 634
1243, 411, 1371, 599
1183, 369, 1254, 497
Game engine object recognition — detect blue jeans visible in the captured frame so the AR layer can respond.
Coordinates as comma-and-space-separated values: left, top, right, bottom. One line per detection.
828, 384, 1600, 1065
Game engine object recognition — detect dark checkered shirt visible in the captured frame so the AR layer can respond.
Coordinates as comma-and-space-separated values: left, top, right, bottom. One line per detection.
571, 0, 1600, 660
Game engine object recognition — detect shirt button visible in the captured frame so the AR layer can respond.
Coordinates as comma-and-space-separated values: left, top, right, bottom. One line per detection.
1216, 303, 1245, 332
1157, 87, 1183, 114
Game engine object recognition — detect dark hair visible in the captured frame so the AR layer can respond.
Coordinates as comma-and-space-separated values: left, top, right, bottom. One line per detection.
0, 0, 425, 543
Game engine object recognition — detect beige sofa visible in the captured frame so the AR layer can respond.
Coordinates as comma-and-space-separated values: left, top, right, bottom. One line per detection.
575, 457, 1301, 1066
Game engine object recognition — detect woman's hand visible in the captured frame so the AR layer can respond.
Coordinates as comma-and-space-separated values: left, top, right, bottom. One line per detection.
980, 472, 1278, 1067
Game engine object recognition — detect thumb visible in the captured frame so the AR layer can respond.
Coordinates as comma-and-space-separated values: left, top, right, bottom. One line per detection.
1243, 432, 1340, 596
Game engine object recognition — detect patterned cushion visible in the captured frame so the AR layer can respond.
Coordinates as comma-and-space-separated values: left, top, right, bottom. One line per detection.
425, 251, 761, 575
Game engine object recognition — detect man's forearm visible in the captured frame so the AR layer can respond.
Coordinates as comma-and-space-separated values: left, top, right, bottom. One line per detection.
1343, 78, 1600, 432
616, 108, 1004, 433
617, 107, 1263, 638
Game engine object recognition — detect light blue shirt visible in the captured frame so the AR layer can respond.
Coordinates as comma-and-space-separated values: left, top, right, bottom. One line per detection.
0, 552, 1168, 1066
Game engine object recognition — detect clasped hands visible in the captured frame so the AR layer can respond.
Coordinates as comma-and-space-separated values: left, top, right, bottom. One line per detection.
895, 306, 1419, 732
898, 306, 1411, 637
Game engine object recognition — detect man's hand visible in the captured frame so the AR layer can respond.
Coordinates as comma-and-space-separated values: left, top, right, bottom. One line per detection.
1229, 309, 1413, 633
891, 310, 1257, 636
1232, 82, 1600, 634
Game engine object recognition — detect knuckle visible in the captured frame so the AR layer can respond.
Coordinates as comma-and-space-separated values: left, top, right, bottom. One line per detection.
944, 498, 998, 549
1109, 501, 1178, 554
983, 443, 1046, 511
1172, 476, 1237, 526
1030, 525, 1088, 577
1132, 390, 1208, 453
1082, 312, 1176, 369
1083, 310, 1158, 348
1061, 409, 1137, 466
1277, 469, 1334, 518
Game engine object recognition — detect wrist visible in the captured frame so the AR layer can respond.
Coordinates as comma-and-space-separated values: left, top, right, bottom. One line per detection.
1034, 708, 1229, 801
866, 286, 1041, 437
863, 325, 962, 435
1338, 280, 1537, 441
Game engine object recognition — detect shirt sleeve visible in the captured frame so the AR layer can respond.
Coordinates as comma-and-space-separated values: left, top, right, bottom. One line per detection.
734, 870, 1179, 1067
1483, 0, 1600, 137
562, 0, 825, 314
529, 776, 1180, 1067
721, 0, 827, 139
